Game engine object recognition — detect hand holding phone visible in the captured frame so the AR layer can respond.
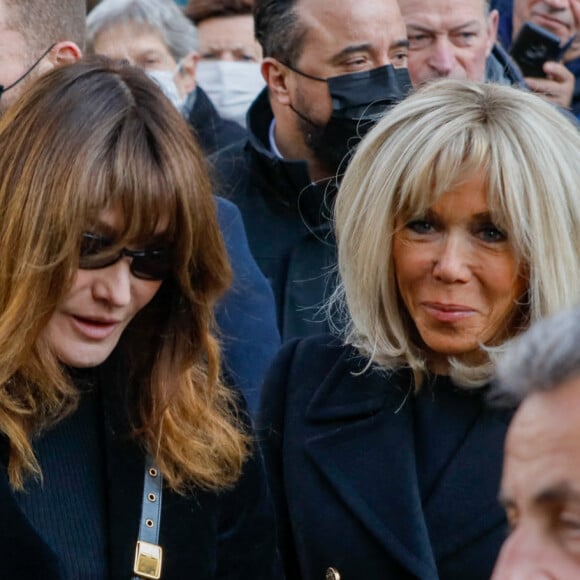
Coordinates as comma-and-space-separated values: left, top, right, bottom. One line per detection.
510, 21, 567, 78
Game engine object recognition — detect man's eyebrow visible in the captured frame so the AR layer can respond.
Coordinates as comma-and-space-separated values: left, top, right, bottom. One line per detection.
499, 482, 580, 509
407, 24, 435, 34
535, 482, 580, 505
450, 20, 483, 32
331, 39, 410, 63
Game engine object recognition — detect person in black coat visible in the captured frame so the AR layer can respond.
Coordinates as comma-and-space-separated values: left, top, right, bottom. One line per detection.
0, 57, 280, 579
259, 79, 580, 580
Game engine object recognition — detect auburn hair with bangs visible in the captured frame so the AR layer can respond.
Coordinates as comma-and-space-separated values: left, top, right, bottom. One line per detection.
0, 56, 248, 492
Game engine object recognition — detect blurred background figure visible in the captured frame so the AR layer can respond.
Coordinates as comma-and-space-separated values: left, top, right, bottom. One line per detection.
259, 79, 580, 579
185, 0, 264, 127
87, 0, 247, 154
492, 0, 580, 116
492, 307, 580, 579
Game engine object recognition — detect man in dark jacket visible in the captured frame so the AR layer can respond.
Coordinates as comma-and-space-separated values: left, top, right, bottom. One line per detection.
0, 0, 280, 415
212, 0, 413, 340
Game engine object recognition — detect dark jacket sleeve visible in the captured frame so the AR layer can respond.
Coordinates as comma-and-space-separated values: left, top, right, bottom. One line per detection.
216, 403, 285, 579
214, 196, 281, 417
257, 339, 302, 579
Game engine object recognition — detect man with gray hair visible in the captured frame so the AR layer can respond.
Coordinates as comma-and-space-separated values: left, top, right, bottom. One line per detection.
491, 306, 580, 578
398, 0, 525, 87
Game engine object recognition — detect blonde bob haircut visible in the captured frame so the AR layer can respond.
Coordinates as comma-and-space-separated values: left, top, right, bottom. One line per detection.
0, 56, 249, 492
333, 79, 580, 387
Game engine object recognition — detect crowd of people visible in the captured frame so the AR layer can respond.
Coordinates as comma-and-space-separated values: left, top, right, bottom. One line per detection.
0, 0, 579, 578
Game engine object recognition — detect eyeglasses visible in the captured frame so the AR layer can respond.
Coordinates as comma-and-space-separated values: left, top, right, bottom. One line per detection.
79, 232, 173, 281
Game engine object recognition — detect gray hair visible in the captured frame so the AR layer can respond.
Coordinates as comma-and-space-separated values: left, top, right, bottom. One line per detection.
86, 0, 198, 61
492, 307, 580, 407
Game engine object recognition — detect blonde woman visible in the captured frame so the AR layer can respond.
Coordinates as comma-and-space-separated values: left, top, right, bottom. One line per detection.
259, 79, 580, 580
0, 57, 279, 579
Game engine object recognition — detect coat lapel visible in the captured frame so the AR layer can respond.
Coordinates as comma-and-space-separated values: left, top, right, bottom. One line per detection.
423, 403, 510, 562
303, 352, 510, 578
304, 361, 439, 579
0, 438, 61, 578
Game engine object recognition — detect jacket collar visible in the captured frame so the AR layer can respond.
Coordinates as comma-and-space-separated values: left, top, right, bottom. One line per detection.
304, 349, 509, 577
245, 88, 338, 227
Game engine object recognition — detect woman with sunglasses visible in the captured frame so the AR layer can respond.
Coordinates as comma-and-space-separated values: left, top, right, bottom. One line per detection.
0, 57, 279, 579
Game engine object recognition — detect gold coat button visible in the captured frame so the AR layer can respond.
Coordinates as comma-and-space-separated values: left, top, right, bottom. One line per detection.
326, 567, 341, 580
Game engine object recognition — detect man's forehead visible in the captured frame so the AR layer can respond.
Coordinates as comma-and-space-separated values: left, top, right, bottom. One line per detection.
399, 0, 488, 19
295, 0, 406, 51
508, 378, 580, 459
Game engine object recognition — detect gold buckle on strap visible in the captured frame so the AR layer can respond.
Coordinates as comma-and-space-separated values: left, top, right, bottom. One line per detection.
134, 540, 163, 579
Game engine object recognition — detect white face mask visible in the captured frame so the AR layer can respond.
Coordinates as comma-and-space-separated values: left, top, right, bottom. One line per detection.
195, 60, 265, 128
146, 68, 185, 111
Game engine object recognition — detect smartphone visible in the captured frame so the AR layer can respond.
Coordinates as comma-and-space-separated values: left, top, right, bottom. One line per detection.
510, 21, 563, 78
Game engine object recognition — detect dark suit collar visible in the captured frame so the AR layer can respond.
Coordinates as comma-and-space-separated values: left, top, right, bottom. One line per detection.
304, 352, 508, 577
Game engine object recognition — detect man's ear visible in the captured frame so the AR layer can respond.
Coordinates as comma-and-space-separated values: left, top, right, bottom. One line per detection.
262, 57, 292, 105
176, 51, 199, 96
486, 9, 500, 56
45, 41, 83, 69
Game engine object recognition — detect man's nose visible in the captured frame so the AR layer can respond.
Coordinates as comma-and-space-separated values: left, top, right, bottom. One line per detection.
428, 36, 455, 76
492, 526, 553, 580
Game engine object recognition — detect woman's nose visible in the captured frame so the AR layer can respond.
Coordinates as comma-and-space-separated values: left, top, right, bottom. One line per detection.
91, 258, 133, 307
432, 234, 471, 283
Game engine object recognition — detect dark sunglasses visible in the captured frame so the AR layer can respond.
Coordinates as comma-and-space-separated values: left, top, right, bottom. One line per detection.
79, 232, 173, 281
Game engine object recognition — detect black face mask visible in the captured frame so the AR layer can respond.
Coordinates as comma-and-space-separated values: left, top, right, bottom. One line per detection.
287, 63, 412, 172
0, 45, 55, 103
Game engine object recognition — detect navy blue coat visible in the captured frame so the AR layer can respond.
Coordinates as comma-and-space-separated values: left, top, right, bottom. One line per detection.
259, 335, 511, 580
0, 360, 282, 579
214, 196, 280, 415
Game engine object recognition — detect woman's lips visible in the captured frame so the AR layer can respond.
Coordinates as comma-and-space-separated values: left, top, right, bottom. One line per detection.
70, 315, 120, 340
422, 303, 476, 323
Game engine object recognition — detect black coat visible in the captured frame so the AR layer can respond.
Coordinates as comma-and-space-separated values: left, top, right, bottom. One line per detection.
0, 362, 282, 579
259, 335, 511, 580
210, 90, 338, 341
214, 196, 281, 415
